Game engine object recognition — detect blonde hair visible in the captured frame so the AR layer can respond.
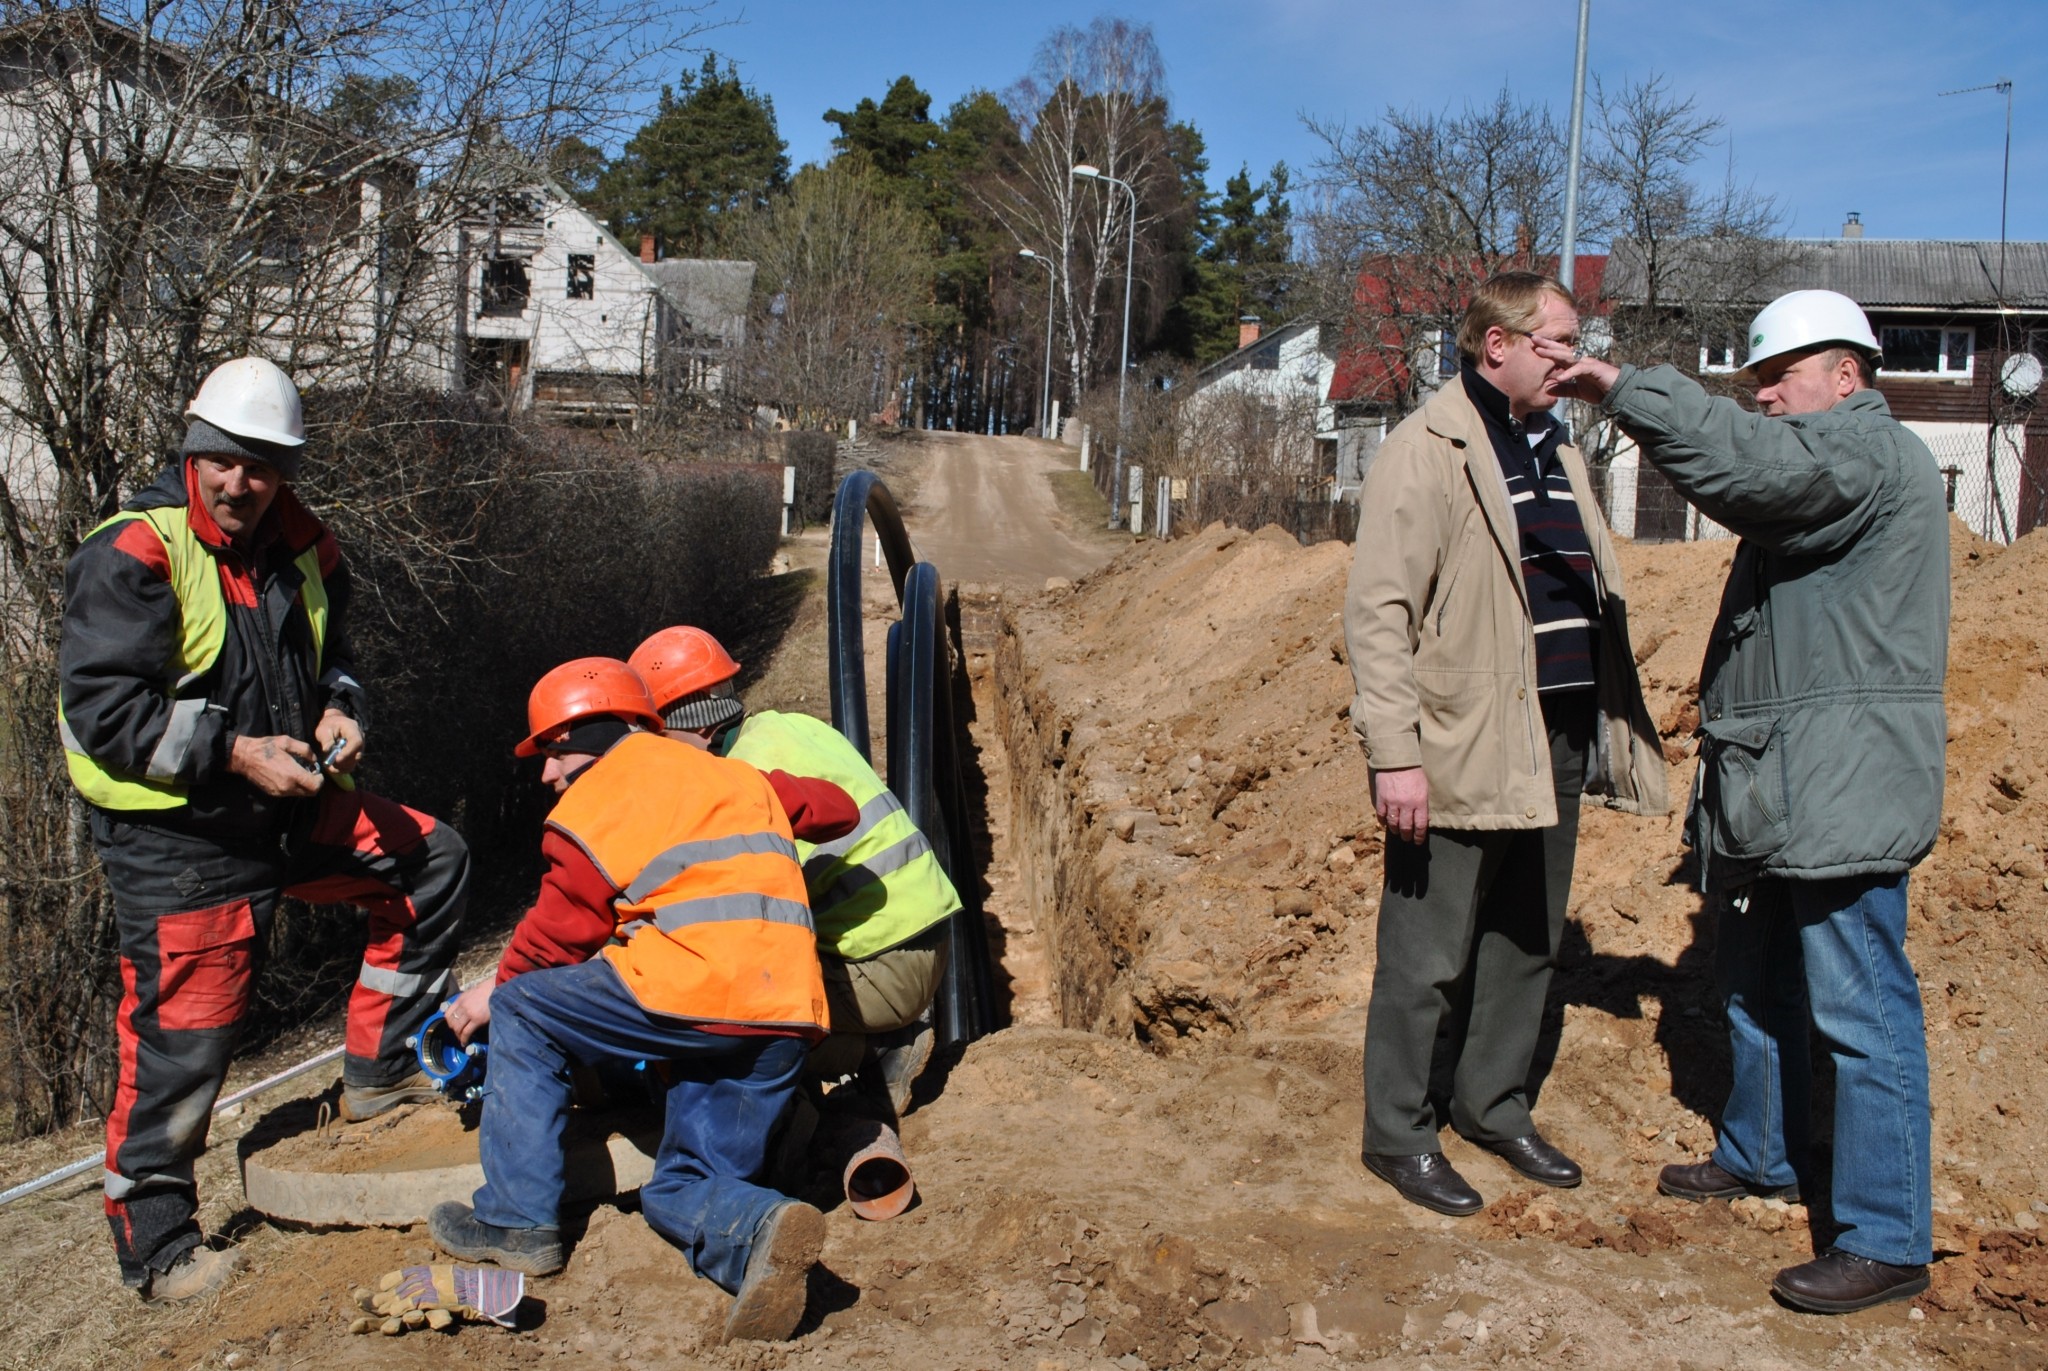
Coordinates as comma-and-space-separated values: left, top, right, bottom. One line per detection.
1456, 271, 1575, 360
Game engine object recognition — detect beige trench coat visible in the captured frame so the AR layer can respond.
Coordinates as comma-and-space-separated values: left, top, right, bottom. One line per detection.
1344, 376, 1669, 830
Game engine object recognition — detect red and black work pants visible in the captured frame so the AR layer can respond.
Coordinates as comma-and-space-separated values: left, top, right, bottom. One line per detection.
90, 786, 468, 1286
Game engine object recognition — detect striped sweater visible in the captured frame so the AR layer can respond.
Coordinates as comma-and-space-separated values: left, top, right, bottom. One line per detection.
1463, 366, 1601, 694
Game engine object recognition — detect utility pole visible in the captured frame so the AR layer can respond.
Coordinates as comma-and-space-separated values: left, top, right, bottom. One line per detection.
1937, 79, 2013, 301
1939, 78, 2018, 543
1072, 163, 1137, 529
1558, 0, 1591, 294
1019, 249, 1057, 436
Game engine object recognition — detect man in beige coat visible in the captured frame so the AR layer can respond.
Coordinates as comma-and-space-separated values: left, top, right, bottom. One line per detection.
1345, 271, 1667, 1216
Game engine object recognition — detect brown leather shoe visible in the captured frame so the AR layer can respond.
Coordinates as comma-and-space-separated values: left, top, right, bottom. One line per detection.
1772, 1249, 1928, 1313
1657, 1157, 1799, 1203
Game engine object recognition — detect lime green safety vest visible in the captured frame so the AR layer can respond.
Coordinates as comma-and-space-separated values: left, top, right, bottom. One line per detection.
725, 711, 960, 960
59, 505, 330, 810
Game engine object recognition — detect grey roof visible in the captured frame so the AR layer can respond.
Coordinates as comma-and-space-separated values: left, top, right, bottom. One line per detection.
1604, 238, 2048, 311
643, 259, 756, 340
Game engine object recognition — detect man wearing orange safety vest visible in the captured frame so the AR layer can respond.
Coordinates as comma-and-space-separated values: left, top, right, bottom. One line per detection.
628, 626, 961, 1117
429, 658, 856, 1343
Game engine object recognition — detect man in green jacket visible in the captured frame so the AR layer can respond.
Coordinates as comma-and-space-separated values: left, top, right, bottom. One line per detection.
628, 626, 960, 1115
1543, 289, 1948, 1313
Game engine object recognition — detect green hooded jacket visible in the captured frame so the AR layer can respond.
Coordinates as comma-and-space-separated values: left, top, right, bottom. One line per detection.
1604, 365, 1950, 888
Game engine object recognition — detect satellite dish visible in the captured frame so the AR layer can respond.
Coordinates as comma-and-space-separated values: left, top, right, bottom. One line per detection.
2002, 352, 2044, 399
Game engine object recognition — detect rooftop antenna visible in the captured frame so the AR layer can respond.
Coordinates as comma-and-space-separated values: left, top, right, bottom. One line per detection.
1937, 79, 2012, 303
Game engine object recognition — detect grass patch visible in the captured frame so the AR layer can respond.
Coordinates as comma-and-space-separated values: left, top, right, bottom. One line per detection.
1045, 468, 1132, 548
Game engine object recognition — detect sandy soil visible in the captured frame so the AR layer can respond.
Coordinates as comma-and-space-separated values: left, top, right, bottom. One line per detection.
1, 438, 2041, 1370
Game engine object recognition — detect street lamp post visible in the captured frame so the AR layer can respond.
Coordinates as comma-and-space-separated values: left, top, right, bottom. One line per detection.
1018, 248, 1056, 436
1072, 162, 1136, 529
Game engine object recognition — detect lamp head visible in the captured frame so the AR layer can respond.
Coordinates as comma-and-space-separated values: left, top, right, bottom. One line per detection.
1071, 163, 1101, 180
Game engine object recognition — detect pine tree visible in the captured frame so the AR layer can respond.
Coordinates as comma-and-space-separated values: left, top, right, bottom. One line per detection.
589, 54, 789, 257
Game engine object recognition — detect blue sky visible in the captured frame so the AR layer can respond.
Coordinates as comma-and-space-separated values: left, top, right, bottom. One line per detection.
676, 0, 2045, 246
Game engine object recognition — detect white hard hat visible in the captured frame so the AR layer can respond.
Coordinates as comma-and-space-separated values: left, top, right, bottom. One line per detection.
184, 356, 306, 448
1737, 289, 1882, 382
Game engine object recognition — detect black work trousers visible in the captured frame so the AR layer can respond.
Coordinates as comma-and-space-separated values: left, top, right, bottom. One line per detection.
91, 785, 468, 1286
1363, 691, 1591, 1155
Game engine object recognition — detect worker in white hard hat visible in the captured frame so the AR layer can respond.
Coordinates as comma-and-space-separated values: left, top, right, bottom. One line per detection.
1540, 290, 1948, 1314
57, 357, 470, 1302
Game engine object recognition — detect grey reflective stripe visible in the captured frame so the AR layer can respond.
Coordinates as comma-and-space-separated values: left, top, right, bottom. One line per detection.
321, 669, 362, 692
621, 830, 800, 904
650, 892, 814, 933
144, 697, 210, 781
357, 963, 445, 998
806, 790, 904, 861
104, 1161, 196, 1199
58, 714, 84, 755
617, 918, 653, 940
813, 830, 935, 909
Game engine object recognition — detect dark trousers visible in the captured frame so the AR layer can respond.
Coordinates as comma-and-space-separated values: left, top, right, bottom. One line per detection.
92, 786, 469, 1285
1363, 692, 1590, 1154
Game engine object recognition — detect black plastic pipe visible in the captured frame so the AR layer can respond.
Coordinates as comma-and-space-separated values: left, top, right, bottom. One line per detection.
826, 472, 993, 1046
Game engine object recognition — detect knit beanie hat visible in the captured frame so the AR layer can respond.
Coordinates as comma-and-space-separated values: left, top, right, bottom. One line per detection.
182, 416, 303, 479
662, 681, 745, 733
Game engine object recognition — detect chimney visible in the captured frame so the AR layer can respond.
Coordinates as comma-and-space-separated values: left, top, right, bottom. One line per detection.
1515, 221, 1533, 262
639, 232, 656, 263
1238, 316, 1262, 350
1842, 211, 1864, 240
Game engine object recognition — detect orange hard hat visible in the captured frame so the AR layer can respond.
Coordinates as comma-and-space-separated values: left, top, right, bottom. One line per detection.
628, 626, 741, 712
516, 657, 663, 757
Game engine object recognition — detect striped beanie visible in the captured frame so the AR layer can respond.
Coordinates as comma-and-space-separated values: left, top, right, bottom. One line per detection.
662, 680, 745, 733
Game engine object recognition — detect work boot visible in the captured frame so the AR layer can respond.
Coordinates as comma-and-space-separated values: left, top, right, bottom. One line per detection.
862, 1023, 934, 1117
1658, 1158, 1800, 1204
1772, 1249, 1929, 1313
141, 1245, 243, 1304
723, 1201, 825, 1343
341, 1070, 442, 1123
427, 1201, 565, 1276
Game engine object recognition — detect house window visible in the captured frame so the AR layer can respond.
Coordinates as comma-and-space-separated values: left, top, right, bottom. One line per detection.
1700, 334, 1738, 373
566, 254, 594, 300
1437, 328, 1459, 379
480, 257, 530, 316
1879, 325, 1973, 377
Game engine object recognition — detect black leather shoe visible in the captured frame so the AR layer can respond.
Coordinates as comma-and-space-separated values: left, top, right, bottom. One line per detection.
1658, 1158, 1800, 1203
1771, 1249, 1928, 1314
1470, 1132, 1582, 1188
1362, 1151, 1484, 1217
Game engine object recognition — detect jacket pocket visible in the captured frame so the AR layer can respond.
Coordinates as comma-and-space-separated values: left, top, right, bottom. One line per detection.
1697, 715, 1788, 860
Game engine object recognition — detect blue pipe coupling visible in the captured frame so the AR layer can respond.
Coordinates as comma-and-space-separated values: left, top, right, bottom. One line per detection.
407, 1008, 487, 1102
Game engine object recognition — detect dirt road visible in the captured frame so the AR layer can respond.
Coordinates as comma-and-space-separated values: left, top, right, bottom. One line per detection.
895, 430, 1122, 590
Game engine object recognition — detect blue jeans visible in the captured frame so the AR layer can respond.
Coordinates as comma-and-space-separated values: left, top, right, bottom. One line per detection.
1712, 874, 1931, 1266
471, 958, 805, 1293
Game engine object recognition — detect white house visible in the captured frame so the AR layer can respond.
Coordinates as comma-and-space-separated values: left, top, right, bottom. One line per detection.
446, 183, 754, 421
